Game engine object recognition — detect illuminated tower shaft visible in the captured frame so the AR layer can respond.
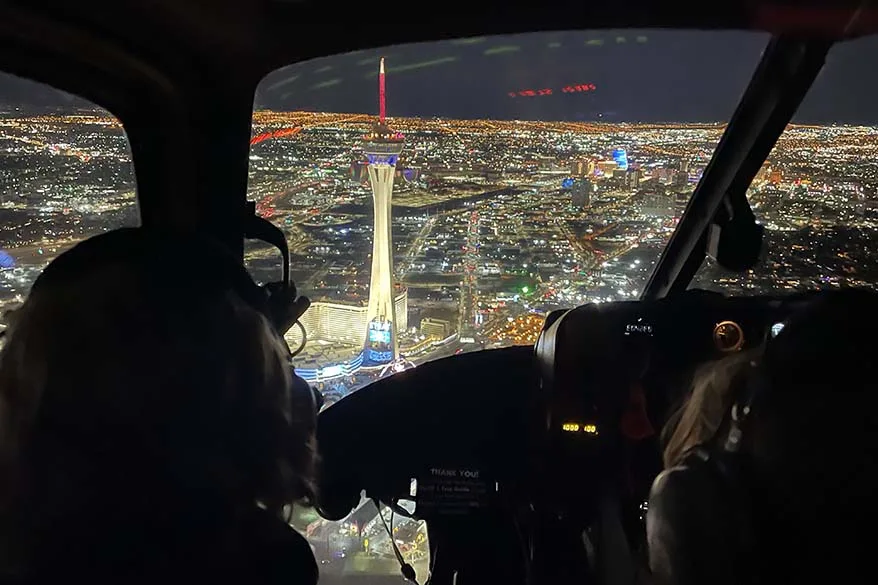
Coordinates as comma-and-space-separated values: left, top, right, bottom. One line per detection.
363, 57, 405, 365
364, 153, 400, 360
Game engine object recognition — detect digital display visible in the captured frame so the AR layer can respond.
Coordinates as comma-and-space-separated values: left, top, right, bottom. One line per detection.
368, 328, 390, 343
561, 422, 598, 435
771, 322, 785, 337
366, 349, 393, 363
368, 320, 392, 344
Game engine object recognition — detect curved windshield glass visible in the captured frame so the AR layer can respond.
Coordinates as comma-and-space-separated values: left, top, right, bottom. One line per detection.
0, 72, 137, 332
249, 30, 768, 581
692, 34, 878, 294
249, 30, 769, 393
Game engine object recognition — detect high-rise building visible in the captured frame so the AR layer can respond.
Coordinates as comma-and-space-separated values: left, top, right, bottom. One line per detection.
673, 169, 689, 189
570, 158, 595, 176
612, 148, 629, 171
628, 167, 643, 188
286, 290, 409, 349
420, 317, 451, 339
597, 160, 619, 175
362, 57, 405, 365
349, 160, 369, 183
572, 179, 594, 208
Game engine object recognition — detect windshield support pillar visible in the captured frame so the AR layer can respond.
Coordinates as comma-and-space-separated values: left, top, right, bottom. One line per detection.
641, 37, 832, 300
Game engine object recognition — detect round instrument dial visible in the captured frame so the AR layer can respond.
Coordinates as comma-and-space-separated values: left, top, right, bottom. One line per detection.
713, 320, 744, 352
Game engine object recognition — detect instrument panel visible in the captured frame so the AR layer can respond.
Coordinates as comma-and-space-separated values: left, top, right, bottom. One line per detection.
316, 290, 823, 522
533, 290, 819, 518
536, 291, 813, 432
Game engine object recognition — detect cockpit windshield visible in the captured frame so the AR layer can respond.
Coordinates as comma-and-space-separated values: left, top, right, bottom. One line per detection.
246, 30, 771, 403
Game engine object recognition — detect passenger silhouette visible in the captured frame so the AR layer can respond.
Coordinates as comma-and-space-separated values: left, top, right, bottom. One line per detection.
647, 288, 878, 585
0, 228, 319, 585
660, 351, 753, 469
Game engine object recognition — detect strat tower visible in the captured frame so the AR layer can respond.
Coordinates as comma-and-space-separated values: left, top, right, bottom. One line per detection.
362, 57, 405, 365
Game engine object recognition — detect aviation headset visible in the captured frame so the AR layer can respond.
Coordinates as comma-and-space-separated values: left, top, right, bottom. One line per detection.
19, 226, 322, 415
647, 340, 774, 584
0, 227, 323, 585
649, 288, 878, 585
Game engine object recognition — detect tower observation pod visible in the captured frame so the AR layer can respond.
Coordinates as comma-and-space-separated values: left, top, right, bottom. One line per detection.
363, 57, 405, 365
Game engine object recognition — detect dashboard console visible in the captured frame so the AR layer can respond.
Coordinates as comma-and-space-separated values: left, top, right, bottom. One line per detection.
313, 290, 823, 584
532, 290, 813, 520
317, 290, 816, 521
537, 289, 808, 441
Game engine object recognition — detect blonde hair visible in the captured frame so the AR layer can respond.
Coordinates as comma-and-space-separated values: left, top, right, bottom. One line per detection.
0, 260, 317, 568
662, 351, 754, 468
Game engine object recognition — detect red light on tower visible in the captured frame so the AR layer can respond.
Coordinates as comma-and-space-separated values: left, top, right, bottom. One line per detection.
379, 57, 386, 124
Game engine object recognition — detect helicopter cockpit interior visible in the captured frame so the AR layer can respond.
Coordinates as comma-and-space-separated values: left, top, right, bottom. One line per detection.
1, 1, 878, 584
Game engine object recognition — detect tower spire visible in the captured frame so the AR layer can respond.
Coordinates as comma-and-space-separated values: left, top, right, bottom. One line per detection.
362, 56, 404, 366
379, 57, 386, 124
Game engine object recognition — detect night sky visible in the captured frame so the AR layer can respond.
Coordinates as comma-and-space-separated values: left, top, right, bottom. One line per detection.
2, 30, 878, 124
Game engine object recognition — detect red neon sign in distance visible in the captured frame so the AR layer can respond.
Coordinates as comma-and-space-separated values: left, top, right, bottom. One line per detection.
508, 83, 596, 97
562, 83, 597, 93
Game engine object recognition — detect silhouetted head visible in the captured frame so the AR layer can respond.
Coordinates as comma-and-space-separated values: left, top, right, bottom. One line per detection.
0, 228, 317, 578
734, 289, 878, 582
650, 290, 878, 585
748, 289, 878, 542
661, 350, 754, 468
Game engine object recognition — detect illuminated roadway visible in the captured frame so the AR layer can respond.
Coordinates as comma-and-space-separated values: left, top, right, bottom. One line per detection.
558, 217, 596, 271
458, 209, 480, 335
397, 215, 437, 280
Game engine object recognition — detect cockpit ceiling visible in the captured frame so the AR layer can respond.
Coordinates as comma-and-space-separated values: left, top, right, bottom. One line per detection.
4, 0, 877, 80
